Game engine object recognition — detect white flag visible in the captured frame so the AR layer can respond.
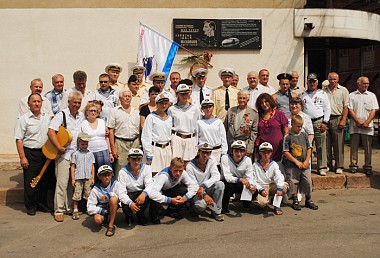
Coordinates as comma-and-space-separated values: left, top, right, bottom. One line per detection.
137, 23, 179, 82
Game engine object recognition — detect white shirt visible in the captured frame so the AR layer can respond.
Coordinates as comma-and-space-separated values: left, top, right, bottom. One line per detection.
81, 119, 108, 152
221, 154, 256, 186
94, 88, 119, 121
168, 103, 201, 133
252, 160, 285, 190
242, 85, 271, 111
106, 105, 140, 139
196, 117, 228, 154
18, 95, 54, 118
149, 168, 198, 204
49, 108, 85, 160
348, 90, 379, 135
191, 85, 213, 107
14, 110, 50, 149
258, 82, 276, 95
186, 157, 220, 189
141, 112, 172, 159
118, 163, 153, 193
300, 89, 331, 122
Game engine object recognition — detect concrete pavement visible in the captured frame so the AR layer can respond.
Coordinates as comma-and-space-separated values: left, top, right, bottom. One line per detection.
0, 188, 379, 257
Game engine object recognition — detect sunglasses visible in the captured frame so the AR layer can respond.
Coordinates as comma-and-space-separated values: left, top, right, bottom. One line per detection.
99, 81, 109, 83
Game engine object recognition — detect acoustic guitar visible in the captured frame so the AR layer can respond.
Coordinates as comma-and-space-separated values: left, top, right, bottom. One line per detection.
30, 126, 73, 188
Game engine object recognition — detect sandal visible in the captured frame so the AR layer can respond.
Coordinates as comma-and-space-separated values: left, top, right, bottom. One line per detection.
305, 200, 318, 210
274, 207, 283, 215
72, 211, 79, 220
292, 200, 302, 211
105, 226, 115, 237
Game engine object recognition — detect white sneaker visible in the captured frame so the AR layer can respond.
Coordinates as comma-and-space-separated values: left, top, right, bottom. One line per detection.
336, 168, 343, 174
319, 169, 327, 176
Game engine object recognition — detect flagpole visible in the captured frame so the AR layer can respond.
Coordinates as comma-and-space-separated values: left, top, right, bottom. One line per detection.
140, 22, 213, 68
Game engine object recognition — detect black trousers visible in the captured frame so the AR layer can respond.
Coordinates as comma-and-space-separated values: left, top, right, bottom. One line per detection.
222, 180, 253, 210
150, 185, 187, 219
121, 191, 150, 218
23, 147, 49, 210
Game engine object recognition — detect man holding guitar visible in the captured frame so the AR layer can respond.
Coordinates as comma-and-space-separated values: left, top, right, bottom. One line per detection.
48, 90, 85, 222
15, 93, 51, 216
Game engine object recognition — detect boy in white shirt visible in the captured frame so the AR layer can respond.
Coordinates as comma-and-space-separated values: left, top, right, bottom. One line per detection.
253, 142, 288, 215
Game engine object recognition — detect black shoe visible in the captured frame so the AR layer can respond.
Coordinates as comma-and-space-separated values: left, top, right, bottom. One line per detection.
165, 210, 183, 220
305, 200, 318, 210
242, 201, 251, 210
365, 169, 373, 175
151, 217, 161, 224
37, 203, 51, 213
137, 214, 148, 226
221, 208, 230, 214
26, 208, 36, 216
125, 214, 133, 226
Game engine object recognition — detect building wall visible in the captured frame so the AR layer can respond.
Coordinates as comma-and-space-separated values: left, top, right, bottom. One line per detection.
1, 8, 304, 154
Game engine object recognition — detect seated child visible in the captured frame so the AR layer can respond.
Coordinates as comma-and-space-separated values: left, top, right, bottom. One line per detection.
87, 165, 133, 237
253, 142, 288, 215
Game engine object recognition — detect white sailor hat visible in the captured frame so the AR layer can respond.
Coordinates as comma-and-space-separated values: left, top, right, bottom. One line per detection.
105, 63, 123, 73
200, 99, 214, 107
231, 140, 246, 150
149, 72, 167, 81
128, 148, 143, 157
259, 142, 273, 151
198, 143, 213, 152
176, 84, 191, 94
97, 165, 113, 175
155, 91, 170, 103
218, 68, 236, 78
192, 68, 209, 78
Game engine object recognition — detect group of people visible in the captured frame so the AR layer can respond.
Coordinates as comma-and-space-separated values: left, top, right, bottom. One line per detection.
14, 62, 378, 237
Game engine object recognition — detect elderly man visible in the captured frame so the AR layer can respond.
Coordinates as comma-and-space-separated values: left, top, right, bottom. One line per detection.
107, 89, 140, 178
44, 74, 68, 115
18, 78, 53, 118
94, 73, 119, 121
132, 65, 152, 96
15, 93, 51, 215
300, 73, 331, 176
167, 72, 181, 99
258, 69, 276, 94
48, 90, 85, 222
275, 73, 293, 119
213, 68, 239, 122
224, 89, 258, 158
191, 68, 213, 107
323, 72, 349, 174
242, 71, 271, 110
140, 72, 175, 105
231, 74, 239, 88
348, 77, 379, 175
290, 71, 304, 97
67, 70, 94, 111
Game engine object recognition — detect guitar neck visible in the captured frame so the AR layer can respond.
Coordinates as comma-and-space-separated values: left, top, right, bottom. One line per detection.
30, 159, 52, 188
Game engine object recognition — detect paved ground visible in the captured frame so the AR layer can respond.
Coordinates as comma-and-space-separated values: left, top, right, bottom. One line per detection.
1, 188, 379, 258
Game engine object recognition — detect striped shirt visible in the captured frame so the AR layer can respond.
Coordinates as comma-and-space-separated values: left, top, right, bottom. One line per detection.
71, 149, 95, 180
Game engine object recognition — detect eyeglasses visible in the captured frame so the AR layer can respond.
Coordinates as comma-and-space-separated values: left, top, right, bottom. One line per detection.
89, 109, 98, 113
99, 81, 109, 83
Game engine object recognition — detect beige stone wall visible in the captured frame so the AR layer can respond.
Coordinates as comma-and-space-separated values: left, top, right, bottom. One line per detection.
1, 7, 304, 154
0, 0, 306, 8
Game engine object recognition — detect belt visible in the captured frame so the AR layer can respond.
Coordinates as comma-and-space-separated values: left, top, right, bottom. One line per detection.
212, 145, 221, 150
172, 131, 195, 139
115, 136, 138, 142
330, 115, 342, 118
24, 147, 42, 151
311, 116, 323, 122
152, 141, 171, 148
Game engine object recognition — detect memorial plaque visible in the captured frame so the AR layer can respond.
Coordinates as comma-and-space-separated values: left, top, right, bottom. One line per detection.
173, 19, 262, 49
